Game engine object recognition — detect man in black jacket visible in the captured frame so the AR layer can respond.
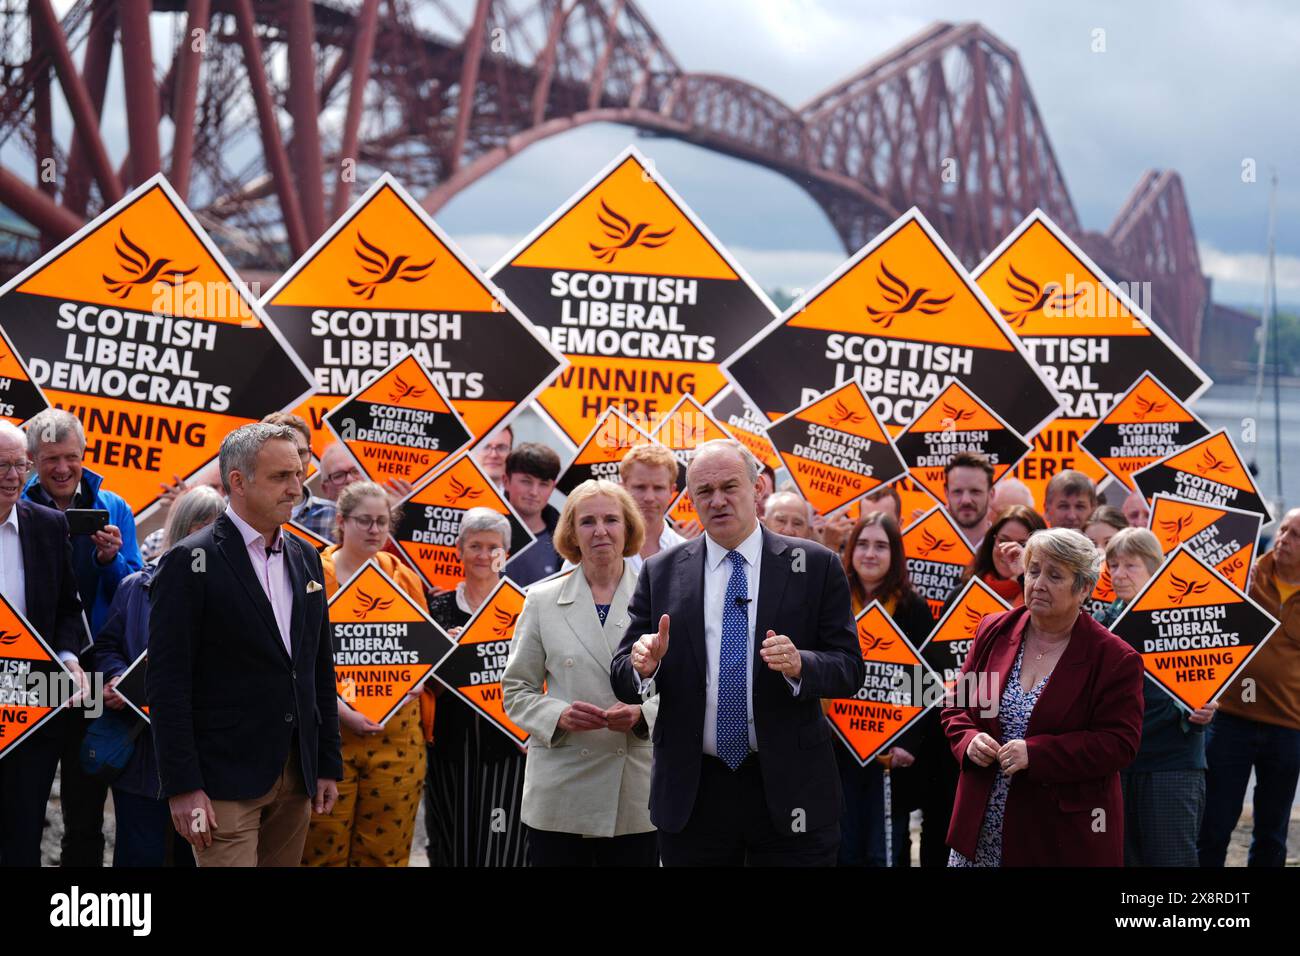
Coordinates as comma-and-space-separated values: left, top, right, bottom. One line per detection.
611, 439, 863, 865
0, 422, 89, 867
148, 422, 341, 866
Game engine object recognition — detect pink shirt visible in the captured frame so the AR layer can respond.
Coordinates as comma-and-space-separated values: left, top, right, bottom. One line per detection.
225, 506, 293, 656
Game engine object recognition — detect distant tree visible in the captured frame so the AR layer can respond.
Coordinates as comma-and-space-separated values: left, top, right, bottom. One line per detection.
1250, 310, 1300, 375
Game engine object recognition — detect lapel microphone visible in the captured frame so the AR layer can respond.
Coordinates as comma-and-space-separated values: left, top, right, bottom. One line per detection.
734, 596, 752, 607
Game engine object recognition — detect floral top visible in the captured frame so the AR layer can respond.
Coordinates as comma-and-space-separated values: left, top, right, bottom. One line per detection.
948, 642, 1049, 867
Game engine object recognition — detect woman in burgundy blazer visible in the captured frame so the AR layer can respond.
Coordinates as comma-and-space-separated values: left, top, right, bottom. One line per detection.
941, 528, 1145, 866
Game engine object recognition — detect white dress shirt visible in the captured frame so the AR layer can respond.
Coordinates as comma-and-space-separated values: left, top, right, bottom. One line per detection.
0, 505, 26, 620
636, 522, 798, 757
225, 506, 293, 656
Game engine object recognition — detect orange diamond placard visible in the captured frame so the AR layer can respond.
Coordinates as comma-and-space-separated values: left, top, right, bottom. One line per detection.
329, 561, 455, 726
1109, 547, 1279, 712
707, 388, 782, 472
768, 382, 907, 515
902, 506, 975, 619
0, 175, 316, 520
1079, 373, 1210, 492
324, 352, 473, 488
724, 209, 1060, 438
892, 380, 1031, 502
260, 173, 566, 457
434, 578, 530, 745
920, 577, 1012, 690
1133, 430, 1272, 522
489, 146, 781, 444
0, 325, 50, 426
390, 453, 533, 592
826, 602, 940, 766
1148, 494, 1262, 591
0, 593, 75, 760
557, 406, 657, 495
974, 211, 1211, 508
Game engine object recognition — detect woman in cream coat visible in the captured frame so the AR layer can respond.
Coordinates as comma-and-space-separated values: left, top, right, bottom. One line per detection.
503, 479, 659, 866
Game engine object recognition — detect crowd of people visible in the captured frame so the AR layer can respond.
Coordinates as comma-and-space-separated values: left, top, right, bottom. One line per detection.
0, 405, 1296, 869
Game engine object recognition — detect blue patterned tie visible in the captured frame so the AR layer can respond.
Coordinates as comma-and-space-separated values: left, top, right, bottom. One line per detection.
717, 549, 750, 770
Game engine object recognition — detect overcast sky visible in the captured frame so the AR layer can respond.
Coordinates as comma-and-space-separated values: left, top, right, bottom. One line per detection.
433, 0, 1300, 311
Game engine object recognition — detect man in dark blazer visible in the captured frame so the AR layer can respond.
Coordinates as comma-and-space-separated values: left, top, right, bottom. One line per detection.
0, 421, 88, 867
148, 422, 341, 866
611, 439, 863, 865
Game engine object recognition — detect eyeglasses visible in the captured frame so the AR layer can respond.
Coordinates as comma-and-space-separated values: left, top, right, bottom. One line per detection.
345, 514, 390, 531
0, 460, 29, 475
325, 467, 362, 485
479, 442, 511, 456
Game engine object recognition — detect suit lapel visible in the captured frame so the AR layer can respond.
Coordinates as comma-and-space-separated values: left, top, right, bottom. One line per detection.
16, 503, 41, 618
214, 514, 286, 659
754, 528, 790, 652
285, 537, 306, 661
675, 538, 708, 679
559, 567, 613, 670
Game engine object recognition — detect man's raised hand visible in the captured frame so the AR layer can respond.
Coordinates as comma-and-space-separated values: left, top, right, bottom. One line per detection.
631, 614, 670, 678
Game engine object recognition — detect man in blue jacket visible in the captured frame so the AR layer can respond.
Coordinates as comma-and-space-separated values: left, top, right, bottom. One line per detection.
24, 408, 142, 867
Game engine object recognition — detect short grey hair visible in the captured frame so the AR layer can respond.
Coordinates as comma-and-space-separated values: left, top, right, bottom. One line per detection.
0, 420, 28, 453
26, 408, 85, 457
163, 485, 226, 550
1023, 527, 1103, 594
687, 438, 759, 484
765, 489, 812, 519
458, 507, 511, 549
1105, 527, 1163, 576
219, 422, 299, 493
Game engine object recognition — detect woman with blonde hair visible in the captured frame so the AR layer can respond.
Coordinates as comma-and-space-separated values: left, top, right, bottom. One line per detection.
503, 479, 659, 865
302, 481, 428, 866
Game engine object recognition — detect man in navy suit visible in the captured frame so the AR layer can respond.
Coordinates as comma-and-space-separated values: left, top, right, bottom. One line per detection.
148, 422, 341, 866
611, 439, 863, 865
0, 421, 89, 866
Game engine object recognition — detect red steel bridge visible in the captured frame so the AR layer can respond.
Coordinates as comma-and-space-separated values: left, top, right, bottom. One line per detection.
0, 0, 1210, 358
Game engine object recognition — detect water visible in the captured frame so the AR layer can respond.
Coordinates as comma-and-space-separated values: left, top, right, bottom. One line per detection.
1191, 381, 1299, 517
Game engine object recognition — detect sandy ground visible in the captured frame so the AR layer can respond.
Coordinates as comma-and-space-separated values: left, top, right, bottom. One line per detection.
38, 777, 1297, 867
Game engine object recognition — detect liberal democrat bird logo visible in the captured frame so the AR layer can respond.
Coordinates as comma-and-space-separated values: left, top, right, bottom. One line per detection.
353, 589, 394, 618
589, 199, 674, 264
961, 605, 985, 637
1195, 449, 1232, 477
1167, 574, 1209, 605
0, 631, 18, 646
101, 229, 198, 299
443, 476, 483, 505
387, 375, 427, 404
827, 399, 867, 427
1159, 512, 1194, 546
1132, 392, 1168, 421
916, 528, 955, 558
491, 606, 519, 637
866, 261, 953, 328
348, 232, 434, 301
998, 263, 1083, 327
860, 632, 895, 653
940, 402, 976, 426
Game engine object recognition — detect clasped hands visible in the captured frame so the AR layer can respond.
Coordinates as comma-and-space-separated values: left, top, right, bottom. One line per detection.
966, 732, 1029, 776
631, 614, 802, 679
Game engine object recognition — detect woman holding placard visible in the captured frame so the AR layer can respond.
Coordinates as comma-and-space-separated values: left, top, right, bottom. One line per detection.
1095, 527, 1216, 866
839, 513, 937, 866
302, 481, 427, 867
